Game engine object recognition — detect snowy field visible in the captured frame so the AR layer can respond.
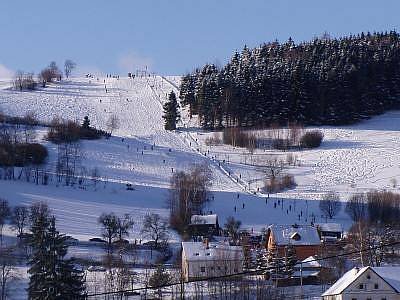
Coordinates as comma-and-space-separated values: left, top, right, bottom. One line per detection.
2, 74, 400, 244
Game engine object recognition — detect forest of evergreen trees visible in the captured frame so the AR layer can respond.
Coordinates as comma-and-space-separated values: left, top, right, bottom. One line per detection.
179, 31, 400, 129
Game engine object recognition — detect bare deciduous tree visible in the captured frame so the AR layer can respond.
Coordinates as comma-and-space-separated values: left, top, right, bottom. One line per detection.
98, 213, 119, 254
64, 59, 76, 78
107, 114, 120, 136
224, 216, 241, 242
0, 247, 18, 300
10, 206, 29, 238
141, 213, 169, 248
116, 214, 134, 242
319, 192, 342, 219
0, 200, 10, 246
346, 193, 367, 222
168, 164, 212, 232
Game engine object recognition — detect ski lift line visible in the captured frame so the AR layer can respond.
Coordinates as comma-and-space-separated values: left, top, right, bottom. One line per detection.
158, 76, 256, 195
85, 239, 400, 297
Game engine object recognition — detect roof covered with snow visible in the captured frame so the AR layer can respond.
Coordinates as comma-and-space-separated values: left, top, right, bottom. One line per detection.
322, 266, 400, 296
316, 223, 343, 232
190, 214, 218, 225
373, 267, 400, 293
301, 256, 321, 268
322, 267, 368, 296
269, 224, 320, 246
182, 241, 243, 261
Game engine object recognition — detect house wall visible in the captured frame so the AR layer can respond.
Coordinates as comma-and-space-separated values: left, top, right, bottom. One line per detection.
267, 231, 320, 260
322, 269, 399, 300
278, 245, 319, 260
343, 269, 399, 300
182, 257, 243, 282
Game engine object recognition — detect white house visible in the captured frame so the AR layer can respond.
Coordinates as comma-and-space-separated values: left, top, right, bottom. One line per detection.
322, 266, 400, 300
181, 240, 244, 282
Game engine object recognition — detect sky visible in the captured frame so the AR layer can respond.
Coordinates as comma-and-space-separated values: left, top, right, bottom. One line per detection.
0, 0, 399, 77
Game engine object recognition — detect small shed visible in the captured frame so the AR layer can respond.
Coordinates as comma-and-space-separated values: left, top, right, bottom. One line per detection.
316, 223, 343, 242
189, 214, 220, 238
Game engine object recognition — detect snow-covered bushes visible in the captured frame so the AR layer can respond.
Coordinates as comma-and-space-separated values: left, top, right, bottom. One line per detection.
299, 130, 324, 148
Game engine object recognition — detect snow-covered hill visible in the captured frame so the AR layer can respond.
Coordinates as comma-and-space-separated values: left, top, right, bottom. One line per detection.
5, 75, 400, 241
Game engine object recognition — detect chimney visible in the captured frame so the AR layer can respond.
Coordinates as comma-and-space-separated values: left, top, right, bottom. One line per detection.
204, 238, 209, 249
354, 267, 359, 275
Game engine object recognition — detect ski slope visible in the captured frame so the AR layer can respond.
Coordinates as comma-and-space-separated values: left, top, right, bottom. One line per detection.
4, 75, 400, 241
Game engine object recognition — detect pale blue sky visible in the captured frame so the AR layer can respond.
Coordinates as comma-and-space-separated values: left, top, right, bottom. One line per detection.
0, 0, 399, 76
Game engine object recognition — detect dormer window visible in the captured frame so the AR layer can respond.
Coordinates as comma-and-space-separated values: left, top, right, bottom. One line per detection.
195, 253, 199, 256
291, 232, 301, 241
206, 253, 211, 256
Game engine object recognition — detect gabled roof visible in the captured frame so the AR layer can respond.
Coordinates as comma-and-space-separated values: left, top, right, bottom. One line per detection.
190, 214, 218, 225
322, 266, 400, 296
373, 267, 400, 293
316, 223, 343, 233
322, 267, 369, 296
269, 224, 320, 246
301, 256, 321, 268
182, 241, 243, 262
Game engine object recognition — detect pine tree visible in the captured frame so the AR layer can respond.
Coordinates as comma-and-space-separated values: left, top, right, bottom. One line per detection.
28, 208, 50, 299
267, 243, 283, 279
163, 91, 180, 130
28, 217, 86, 299
283, 243, 297, 278
255, 248, 268, 275
82, 116, 90, 129
180, 31, 400, 129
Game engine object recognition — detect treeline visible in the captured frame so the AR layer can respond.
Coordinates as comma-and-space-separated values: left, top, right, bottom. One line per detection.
180, 31, 400, 129
13, 60, 75, 91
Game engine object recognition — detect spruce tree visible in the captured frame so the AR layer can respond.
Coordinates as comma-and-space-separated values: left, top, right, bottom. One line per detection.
283, 243, 297, 278
82, 116, 90, 129
163, 91, 180, 130
180, 31, 400, 129
28, 216, 86, 299
267, 243, 283, 279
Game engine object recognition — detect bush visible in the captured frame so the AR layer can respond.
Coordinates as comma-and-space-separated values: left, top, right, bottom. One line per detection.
222, 127, 257, 148
264, 174, 296, 193
300, 130, 324, 148
0, 143, 48, 167
47, 118, 107, 143
205, 133, 222, 146
13, 72, 37, 91
366, 191, 400, 225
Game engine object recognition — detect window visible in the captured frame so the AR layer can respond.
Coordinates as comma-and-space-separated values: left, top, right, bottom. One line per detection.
200, 267, 205, 273
217, 266, 221, 270
382, 298, 387, 300
358, 284, 364, 289
206, 253, 211, 256
374, 283, 379, 289
351, 298, 357, 300
194, 253, 199, 256
366, 274, 371, 279
210, 267, 214, 271
367, 298, 371, 300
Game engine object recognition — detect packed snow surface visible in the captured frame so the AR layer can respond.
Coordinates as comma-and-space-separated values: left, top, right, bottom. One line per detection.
2, 75, 400, 241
